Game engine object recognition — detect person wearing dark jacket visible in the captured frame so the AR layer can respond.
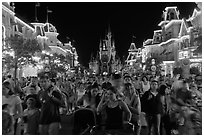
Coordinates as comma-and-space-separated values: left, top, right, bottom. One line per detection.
38, 73, 64, 135
141, 79, 162, 135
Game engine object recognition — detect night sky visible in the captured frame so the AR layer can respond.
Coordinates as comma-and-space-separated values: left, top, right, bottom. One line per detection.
14, 2, 197, 67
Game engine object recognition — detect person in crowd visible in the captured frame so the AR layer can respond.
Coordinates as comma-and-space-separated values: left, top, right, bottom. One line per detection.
159, 76, 166, 86
133, 76, 142, 97
141, 76, 150, 96
38, 73, 64, 135
77, 82, 99, 110
189, 83, 202, 101
123, 75, 133, 84
2, 81, 23, 135
123, 83, 141, 135
141, 79, 162, 135
165, 74, 173, 86
97, 86, 132, 132
19, 77, 27, 89
67, 83, 77, 114
23, 77, 40, 96
111, 73, 125, 100
76, 83, 86, 102
4, 75, 15, 89
175, 80, 193, 106
22, 97, 40, 135
2, 104, 14, 135
158, 84, 172, 135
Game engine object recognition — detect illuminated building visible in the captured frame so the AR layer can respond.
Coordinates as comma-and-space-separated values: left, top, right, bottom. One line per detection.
125, 42, 142, 74
142, 3, 202, 77
2, 2, 79, 77
89, 26, 122, 74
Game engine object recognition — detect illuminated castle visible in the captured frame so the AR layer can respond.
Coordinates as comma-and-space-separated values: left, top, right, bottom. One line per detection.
89, 26, 122, 75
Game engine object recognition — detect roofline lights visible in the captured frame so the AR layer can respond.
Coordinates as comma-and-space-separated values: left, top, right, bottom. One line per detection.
49, 46, 67, 54
15, 17, 35, 31
190, 58, 202, 62
2, 4, 15, 15
163, 61, 175, 64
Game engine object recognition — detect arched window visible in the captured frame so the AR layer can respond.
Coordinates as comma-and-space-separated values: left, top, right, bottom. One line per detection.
170, 12, 175, 20
44, 24, 48, 32
36, 26, 41, 36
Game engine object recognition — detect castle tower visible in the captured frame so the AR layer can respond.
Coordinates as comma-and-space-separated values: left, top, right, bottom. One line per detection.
162, 6, 180, 21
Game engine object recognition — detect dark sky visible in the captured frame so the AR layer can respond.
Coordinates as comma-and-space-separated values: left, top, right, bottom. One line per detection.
14, 2, 197, 67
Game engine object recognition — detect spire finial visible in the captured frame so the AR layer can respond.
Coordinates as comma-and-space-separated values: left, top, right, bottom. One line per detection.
35, 2, 40, 22
46, 7, 52, 23
132, 35, 136, 43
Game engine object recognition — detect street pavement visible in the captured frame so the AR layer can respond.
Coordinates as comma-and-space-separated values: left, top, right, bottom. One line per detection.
59, 114, 148, 135
59, 114, 74, 135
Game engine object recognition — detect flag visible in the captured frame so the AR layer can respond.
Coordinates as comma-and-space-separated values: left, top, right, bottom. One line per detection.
36, 2, 40, 7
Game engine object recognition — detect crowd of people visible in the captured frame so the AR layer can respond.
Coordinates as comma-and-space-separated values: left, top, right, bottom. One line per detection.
2, 70, 202, 135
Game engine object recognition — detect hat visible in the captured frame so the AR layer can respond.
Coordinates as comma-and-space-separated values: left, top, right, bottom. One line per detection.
123, 75, 132, 80
151, 79, 158, 83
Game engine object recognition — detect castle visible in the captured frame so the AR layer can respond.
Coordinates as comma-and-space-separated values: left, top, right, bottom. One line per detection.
89, 26, 122, 75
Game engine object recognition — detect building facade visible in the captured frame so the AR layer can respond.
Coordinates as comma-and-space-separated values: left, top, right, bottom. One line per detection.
89, 27, 122, 75
2, 2, 79, 77
141, 3, 202, 77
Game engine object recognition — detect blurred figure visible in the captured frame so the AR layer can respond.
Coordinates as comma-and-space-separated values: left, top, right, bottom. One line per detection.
2, 104, 14, 135
23, 77, 40, 96
22, 97, 40, 135
158, 85, 172, 135
111, 73, 125, 100
141, 76, 150, 96
175, 81, 193, 106
124, 83, 141, 135
133, 76, 142, 97
2, 81, 23, 135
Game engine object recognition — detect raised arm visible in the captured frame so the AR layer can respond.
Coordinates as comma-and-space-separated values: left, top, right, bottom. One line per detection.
119, 100, 132, 122
97, 92, 107, 113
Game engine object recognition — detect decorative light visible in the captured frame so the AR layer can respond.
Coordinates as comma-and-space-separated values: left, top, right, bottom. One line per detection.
42, 50, 46, 54
32, 56, 41, 62
151, 59, 155, 65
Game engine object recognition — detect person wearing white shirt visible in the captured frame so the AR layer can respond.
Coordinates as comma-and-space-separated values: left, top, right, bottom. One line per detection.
2, 81, 23, 135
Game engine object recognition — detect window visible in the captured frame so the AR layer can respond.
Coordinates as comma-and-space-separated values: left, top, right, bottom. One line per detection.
49, 24, 54, 32
41, 27, 45, 36
170, 12, 175, 20
44, 25, 48, 32
14, 25, 18, 32
18, 23, 23, 33
36, 26, 42, 36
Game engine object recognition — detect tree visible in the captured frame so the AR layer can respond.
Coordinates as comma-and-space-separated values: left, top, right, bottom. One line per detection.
4, 35, 42, 85
41, 53, 71, 75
